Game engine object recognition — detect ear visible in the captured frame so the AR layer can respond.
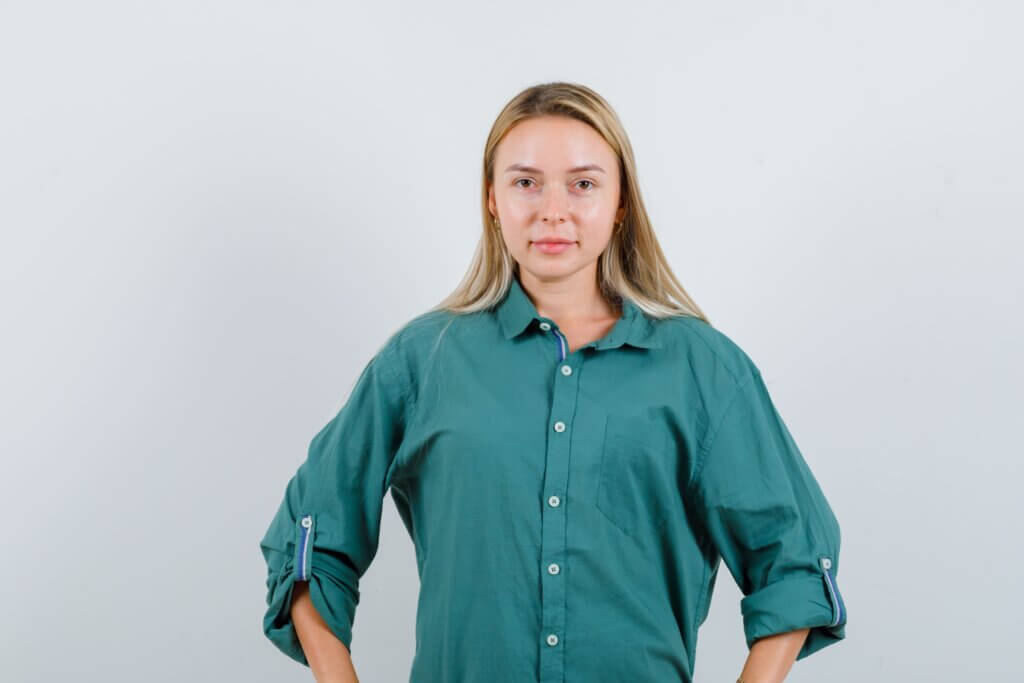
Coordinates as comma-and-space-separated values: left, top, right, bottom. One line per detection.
615, 204, 626, 223
487, 184, 496, 218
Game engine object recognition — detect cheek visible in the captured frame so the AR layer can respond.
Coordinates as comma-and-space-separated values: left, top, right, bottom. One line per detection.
576, 200, 615, 222
502, 203, 533, 223
579, 220, 615, 252
500, 228, 531, 258
581, 232, 613, 257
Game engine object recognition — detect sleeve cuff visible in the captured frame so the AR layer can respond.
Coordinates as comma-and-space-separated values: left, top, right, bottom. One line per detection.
262, 516, 361, 666
739, 568, 847, 660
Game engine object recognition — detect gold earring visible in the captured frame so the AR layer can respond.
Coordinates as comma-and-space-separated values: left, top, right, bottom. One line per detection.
494, 217, 501, 231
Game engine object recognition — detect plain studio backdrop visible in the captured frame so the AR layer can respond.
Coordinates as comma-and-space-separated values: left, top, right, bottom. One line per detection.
1, 1, 1021, 681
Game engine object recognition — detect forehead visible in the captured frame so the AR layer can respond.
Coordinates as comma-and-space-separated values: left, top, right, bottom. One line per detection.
496, 115, 616, 169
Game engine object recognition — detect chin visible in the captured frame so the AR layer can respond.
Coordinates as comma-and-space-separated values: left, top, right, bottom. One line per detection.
525, 260, 580, 278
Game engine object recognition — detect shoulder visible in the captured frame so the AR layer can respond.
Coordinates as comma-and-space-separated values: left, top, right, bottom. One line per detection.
379, 307, 460, 358
369, 307, 462, 388
653, 314, 760, 388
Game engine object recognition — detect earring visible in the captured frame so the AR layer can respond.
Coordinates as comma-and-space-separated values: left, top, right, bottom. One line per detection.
494, 217, 501, 231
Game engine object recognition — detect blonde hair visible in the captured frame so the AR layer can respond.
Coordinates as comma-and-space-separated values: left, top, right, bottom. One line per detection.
432, 81, 710, 325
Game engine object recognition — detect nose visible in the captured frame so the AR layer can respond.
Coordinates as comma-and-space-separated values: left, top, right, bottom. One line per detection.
541, 185, 568, 223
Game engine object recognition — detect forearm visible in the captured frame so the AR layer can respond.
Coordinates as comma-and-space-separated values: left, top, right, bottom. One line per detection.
737, 627, 809, 683
290, 581, 360, 683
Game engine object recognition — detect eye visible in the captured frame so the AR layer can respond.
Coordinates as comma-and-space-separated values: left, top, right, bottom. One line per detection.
515, 178, 535, 188
576, 179, 594, 190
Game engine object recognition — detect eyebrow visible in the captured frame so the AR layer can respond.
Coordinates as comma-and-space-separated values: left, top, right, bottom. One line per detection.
503, 163, 607, 175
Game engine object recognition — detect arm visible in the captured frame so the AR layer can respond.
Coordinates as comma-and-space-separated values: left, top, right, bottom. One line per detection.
259, 344, 412, 670
291, 581, 360, 683
737, 627, 810, 683
690, 366, 848, 673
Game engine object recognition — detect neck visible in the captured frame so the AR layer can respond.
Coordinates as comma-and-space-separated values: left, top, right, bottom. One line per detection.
517, 265, 619, 323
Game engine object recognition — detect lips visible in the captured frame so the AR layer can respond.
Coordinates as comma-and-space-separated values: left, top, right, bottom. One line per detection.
533, 239, 575, 254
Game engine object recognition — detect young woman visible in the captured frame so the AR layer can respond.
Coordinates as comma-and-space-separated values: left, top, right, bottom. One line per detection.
259, 81, 847, 683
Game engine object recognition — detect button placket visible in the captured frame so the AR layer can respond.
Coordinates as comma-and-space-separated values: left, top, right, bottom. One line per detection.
538, 322, 573, 680
539, 319, 568, 362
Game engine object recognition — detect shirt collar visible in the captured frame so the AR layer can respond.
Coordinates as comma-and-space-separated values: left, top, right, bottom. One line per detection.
495, 275, 661, 350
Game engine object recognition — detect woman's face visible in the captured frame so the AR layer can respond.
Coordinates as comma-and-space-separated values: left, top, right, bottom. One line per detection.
488, 115, 624, 284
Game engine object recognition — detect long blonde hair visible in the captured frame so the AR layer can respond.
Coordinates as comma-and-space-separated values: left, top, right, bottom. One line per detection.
432, 81, 709, 325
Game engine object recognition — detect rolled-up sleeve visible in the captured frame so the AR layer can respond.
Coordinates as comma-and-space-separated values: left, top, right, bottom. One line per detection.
688, 367, 847, 660
258, 344, 411, 666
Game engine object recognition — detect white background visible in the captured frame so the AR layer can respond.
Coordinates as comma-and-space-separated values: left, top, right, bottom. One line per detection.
2, 1, 1021, 681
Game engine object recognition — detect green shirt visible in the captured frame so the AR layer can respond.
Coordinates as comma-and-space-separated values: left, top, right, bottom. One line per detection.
259, 275, 847, 681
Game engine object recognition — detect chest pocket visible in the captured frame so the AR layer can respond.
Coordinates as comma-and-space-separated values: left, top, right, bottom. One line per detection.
596, 413, 677, 539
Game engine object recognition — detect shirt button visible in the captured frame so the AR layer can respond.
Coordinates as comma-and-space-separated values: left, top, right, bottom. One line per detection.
548, 563, 560, 575
560, 364, 572, 376
301, 516, 312, 528
546, 633, 559, 647
822, 557, 832, 569
539, 321, 552, 331
548, 495, 560, 507
553, 421, 565, 432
